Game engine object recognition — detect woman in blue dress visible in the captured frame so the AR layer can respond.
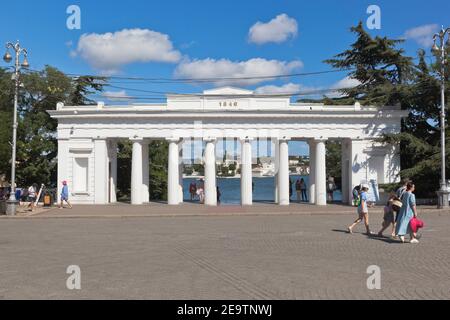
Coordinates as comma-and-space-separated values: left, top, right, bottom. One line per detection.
395, 182, 419, 243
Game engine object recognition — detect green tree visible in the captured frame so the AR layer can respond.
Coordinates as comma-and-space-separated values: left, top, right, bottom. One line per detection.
116, 140, 132, 200
0, 68, 14, 179
0, 66, 103, 188
324, 22, 449, 197
116, 139, 169, 201
324, 21, 413, 107
326, 141, 341, 179
149, 140, 168, 200
380, 49, 449, 196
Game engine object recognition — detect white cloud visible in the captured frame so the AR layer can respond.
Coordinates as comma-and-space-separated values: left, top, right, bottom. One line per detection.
331, 76, 360, 90
174, 58, 303, 86
248, 14, 298, 45
74, 28, 181, 74
102, 90, 131, 101
404, 24, 439, 47
253, 76, 360, 98
326, 76, 361, 98
255, 83, 301, 94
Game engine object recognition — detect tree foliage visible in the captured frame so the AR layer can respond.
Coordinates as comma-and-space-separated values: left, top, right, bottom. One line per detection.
116, 140, 169, 201
324, 22, 449, 197
0, 66, 103, 188
324, 21, 413, 107
325, 141, 341, 180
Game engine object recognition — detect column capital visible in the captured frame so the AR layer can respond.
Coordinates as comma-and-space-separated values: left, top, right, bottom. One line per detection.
239, 136, 254, 142
312, 137, 328, 143
203, 137, 216, 143
278, 136, 290, 142
130, 136, 144, 142
166, 137, 181, 143
92, 136, 107, 141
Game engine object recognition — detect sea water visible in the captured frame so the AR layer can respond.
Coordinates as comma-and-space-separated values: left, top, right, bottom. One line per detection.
183, 175, 342, 204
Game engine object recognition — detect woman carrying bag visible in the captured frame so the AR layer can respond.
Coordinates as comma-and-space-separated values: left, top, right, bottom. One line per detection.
395, 182, 420, 244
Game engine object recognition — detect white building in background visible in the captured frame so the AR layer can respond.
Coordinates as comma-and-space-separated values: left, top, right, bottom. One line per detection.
48, 87, 406, 206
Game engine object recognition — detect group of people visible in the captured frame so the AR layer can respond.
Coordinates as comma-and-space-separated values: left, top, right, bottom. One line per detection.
290, 177, 337, 203
293, 178, 308, 202
1, 181, 73, 211
189, 180, 222, 204
348, 179, 423, 244
0, 183, 39, 211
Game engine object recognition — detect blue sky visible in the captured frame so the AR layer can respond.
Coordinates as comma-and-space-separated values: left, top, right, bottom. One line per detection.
1, 0, 448, 155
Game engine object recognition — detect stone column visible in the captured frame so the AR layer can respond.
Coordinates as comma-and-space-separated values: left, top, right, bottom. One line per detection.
178, 140, 184, 204
274, 138, 279, 203
340, 139, 350, 204
278, 138, 290, 206
131, 138, 144, 205
347, 139, 369, 203
142, 141, 150, 203
240, 138, 253, 205
94, 138, 109, 204
308, 139, 316, 204
315, 139, 327, 206
109, 140, 118, 203
167, 138, 180, 205
204, 138, 217, 206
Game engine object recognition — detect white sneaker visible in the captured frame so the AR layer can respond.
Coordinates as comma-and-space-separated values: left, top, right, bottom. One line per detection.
410, 238, 419, 244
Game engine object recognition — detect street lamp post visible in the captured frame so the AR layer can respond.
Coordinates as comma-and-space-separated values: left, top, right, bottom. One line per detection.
432, 27, 450, 209
3, 41, 29, 215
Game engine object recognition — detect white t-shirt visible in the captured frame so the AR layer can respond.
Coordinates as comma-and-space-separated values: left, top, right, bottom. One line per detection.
28, 186, 36, 198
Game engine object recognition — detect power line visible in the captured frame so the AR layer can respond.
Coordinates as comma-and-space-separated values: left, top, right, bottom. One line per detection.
65, 69, 353, 83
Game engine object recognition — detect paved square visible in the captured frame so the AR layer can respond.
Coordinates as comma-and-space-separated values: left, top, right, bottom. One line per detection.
0, 207, 449, 299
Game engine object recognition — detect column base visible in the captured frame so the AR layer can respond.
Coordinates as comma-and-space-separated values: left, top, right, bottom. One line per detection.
436, 190, 450, 209
6, 199, 19, 216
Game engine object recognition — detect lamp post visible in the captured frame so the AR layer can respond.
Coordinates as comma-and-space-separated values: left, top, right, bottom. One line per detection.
3, 41, 29, 215
432, 27, 450, 209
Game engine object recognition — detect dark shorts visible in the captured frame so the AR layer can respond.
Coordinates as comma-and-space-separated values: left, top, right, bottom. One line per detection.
61, 195, 68, 201
28, 196, 36, 202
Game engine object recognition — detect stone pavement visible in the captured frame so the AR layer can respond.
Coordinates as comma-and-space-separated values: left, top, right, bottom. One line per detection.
0, 205, 449, 299
3, 202, 446, 219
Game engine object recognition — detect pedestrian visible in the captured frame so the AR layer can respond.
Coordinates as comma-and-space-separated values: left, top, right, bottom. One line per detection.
197, 179, 205, 204
347, 184, 372, 235
27, 183, 38, 211
300, 178, 308, 202
15, 188, 22, 204
295, 179, 302, 202
377, 192, 401, 238
189, 182, 197, 201
289, 178, 293, 200
395, 182, 419, 244
59, 180, 73, 209
327, 177, 336, 202
216, 186, 221, 204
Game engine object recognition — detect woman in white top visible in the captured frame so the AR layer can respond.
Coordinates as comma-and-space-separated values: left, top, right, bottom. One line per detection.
27, 184, 38, 211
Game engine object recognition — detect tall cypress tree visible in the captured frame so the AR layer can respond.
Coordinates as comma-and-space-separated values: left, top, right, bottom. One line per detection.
324, 22, 449, 197
324, 21, 413, 107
